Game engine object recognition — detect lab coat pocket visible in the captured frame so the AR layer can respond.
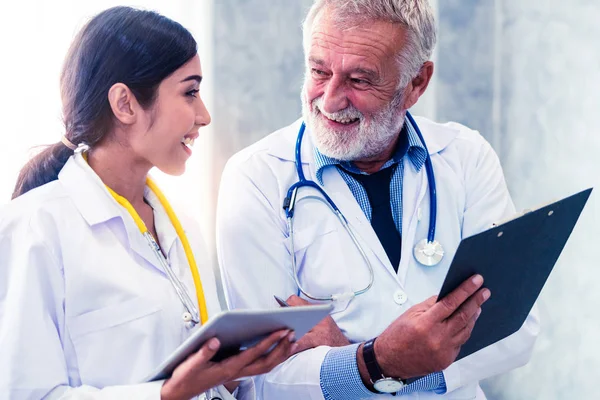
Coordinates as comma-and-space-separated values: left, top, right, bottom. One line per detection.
69, 296, 161, 338
68, 297, 162, 386
291, 223, 354, 314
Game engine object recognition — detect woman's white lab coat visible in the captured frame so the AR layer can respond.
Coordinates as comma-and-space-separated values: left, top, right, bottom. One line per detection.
216, 117, 540, 400
0, 153, 251, 400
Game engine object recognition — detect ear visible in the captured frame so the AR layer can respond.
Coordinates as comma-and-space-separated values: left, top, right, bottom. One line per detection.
402, 61, 434, 110
107, 83, 140, 125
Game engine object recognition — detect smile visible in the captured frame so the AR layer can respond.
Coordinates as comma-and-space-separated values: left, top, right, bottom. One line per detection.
181, 137, 195, 150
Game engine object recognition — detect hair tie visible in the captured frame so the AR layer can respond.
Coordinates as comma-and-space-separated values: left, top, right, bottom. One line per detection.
61, 135, 77, 151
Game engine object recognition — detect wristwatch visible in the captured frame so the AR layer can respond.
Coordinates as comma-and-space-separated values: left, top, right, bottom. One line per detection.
362, 338, 406, 393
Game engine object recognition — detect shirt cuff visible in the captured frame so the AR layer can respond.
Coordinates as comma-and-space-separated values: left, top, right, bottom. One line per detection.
319, 343, 374, 400
320, 344, 447, 399
398, 372, 447, 395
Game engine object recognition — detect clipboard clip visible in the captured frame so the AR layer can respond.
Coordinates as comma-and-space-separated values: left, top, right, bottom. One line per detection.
492, 198, 558, 228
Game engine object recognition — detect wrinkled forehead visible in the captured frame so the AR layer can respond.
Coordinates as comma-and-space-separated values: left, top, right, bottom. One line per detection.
307, 9, 407, 72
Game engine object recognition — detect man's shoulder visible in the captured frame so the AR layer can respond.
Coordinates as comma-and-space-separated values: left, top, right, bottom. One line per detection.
225, 118, 301, 171
414, 116, 492, 158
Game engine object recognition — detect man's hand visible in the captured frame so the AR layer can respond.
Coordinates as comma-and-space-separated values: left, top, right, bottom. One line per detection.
357, 274, 489, 385
285, 295, 351, 354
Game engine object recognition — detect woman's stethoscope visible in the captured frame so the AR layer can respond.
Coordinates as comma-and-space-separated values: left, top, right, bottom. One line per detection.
282, 111, 444, 303
78, 150, 209, 328
108, 178, 209, 329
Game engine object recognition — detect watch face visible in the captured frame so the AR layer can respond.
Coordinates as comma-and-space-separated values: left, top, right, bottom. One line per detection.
373, 378, 405, 393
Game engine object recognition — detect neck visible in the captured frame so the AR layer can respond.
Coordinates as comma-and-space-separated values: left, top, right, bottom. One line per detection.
353, 135, 400, 174
87, 141, 152, 208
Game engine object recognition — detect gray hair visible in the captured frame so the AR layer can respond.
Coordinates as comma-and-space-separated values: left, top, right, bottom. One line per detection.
302, 0, 437, 89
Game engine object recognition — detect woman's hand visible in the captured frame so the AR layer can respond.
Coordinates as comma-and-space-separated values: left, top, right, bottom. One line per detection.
160, 329, 296, 400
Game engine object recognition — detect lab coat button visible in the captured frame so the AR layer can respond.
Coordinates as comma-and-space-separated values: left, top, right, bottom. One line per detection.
393, 290, 407, 305
182, 312, 193, 322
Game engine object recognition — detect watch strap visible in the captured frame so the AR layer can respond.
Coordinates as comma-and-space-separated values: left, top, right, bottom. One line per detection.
363, 338, 384, 384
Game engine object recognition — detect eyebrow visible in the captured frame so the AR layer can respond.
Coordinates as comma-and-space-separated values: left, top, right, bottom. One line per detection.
309, 56, 326, 66
308, 57, 378, 80
351, 68, 378, 80
180, 75, 202, 83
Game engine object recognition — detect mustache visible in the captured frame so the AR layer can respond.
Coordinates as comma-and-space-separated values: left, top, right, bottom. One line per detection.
312, 97, 363, 121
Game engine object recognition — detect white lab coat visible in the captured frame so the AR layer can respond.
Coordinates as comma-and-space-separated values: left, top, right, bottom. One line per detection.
216, 117, 540, 400
0, 153, 253, 400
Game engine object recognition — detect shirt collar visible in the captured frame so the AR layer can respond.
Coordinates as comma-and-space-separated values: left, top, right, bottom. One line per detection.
144, 186, 179, 258
314, 116, 427, 184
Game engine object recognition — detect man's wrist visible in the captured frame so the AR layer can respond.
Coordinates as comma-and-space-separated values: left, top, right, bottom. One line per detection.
364, 338, 408, 394
356, 342, 378, 392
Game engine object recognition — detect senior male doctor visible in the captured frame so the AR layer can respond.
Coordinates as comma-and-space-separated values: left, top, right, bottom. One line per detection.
216, 0, 539, 399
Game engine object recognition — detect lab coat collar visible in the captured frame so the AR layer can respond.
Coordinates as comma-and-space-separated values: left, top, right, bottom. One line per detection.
58, 153, 172, 272
58, 153, 128, 227
266, 115, 460, 162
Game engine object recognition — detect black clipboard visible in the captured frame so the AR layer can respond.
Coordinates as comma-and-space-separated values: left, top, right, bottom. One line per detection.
437, 188, 592, 361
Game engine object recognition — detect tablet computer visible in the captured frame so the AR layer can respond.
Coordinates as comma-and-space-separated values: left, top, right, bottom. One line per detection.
143, 303, 333, 382
437, 188, 592, 361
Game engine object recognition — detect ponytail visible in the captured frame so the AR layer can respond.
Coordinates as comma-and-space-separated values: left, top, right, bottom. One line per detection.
11, 6, 197, 199
12, 142, 74, 199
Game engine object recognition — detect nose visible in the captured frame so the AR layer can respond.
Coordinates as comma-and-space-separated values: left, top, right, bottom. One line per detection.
195, 97, 212, 127
320, 76, 348, 114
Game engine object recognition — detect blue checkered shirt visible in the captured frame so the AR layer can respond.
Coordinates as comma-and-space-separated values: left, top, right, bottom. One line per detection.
315, 118, 447, 398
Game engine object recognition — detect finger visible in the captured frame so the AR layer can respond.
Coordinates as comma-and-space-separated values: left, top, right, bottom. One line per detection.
451, 307, 482, 346
447, 288, 490, 335
239, 331, 296, 376
182, 337, 221, 369
286, 295, 311, 306
421, 295, 438, 309
223, 329, 289, 370
428, 274, 484, 320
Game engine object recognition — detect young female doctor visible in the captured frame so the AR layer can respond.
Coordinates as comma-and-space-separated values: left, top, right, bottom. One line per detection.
0, 6, 295, 400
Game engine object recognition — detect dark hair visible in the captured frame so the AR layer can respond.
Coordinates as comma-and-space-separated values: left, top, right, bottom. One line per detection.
12, 6, 197, 199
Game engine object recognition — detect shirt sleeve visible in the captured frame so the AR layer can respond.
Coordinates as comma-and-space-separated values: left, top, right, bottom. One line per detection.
319, 344, 447, 399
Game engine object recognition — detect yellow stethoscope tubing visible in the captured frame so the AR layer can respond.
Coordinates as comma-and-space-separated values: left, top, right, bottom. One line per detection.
104, 177, 209, 325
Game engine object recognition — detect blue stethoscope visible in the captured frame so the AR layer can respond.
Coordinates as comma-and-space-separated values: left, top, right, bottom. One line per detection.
282, 111, 444, 303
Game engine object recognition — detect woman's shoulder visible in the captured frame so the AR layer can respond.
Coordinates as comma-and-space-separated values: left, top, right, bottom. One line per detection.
0, 180, 72, 235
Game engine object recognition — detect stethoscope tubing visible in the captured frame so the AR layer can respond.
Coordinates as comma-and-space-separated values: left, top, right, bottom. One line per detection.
405, 111, 437, 243
282, 111, 441, 302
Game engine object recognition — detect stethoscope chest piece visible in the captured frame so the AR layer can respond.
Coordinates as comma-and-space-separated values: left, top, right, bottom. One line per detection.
413, 238, 444, 266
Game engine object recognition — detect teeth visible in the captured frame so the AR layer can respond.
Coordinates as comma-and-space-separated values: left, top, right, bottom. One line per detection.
327, 116, 357, 124
181, 137, 195, 148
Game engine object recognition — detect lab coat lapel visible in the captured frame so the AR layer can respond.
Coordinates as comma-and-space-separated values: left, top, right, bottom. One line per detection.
314, 161, 401, 282
59, 154, 166, 275
121, 223, 165, 274
397, 158, 428, 286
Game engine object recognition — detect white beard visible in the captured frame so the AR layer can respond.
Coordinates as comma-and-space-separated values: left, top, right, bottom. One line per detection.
301, 86, 406, 161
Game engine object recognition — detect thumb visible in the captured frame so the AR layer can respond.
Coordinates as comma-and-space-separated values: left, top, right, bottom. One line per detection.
286, 294, 311, 306
186, 337, 221, 367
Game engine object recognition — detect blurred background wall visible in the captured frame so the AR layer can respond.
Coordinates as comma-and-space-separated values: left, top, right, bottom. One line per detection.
0, 1, 598, 398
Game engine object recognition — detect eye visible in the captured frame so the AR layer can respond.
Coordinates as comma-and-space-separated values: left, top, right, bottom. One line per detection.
350, 78, 369, 86
186, 89, 200, 98
311, 68, 327, 77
